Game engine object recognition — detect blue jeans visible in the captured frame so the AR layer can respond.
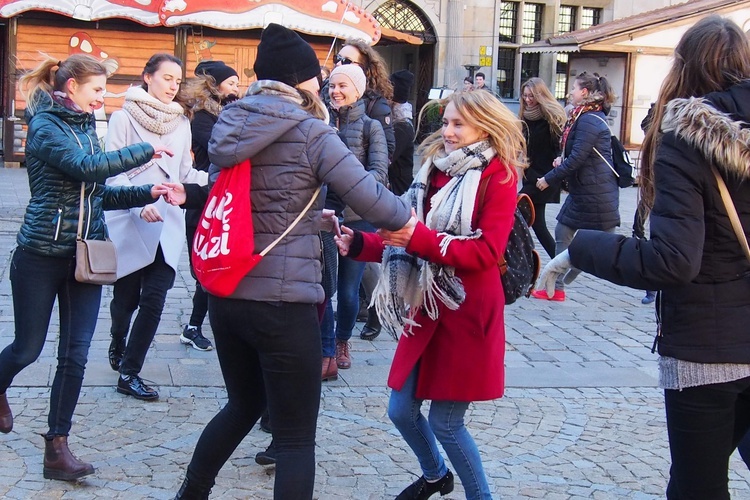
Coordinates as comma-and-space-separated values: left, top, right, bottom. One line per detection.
186, 298, 321, 499
321, 299, 336, 357
110, 245, 175, 377
0, 247, 101, 435
388, 366, 492, 500
335, 220, 373, 342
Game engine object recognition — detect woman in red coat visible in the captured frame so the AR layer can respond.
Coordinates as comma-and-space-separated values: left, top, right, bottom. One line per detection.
336, 90, 524, 499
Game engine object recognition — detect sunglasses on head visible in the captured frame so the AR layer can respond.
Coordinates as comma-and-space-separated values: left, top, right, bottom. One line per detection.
334, 55, 358, 66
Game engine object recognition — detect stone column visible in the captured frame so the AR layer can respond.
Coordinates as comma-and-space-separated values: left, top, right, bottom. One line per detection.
444, 0, 464, 90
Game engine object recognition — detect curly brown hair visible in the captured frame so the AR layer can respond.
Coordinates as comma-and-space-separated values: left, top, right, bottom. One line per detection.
341, 39, 393, 100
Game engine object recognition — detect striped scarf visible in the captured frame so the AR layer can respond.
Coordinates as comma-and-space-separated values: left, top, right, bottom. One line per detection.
372, 140, 495, 338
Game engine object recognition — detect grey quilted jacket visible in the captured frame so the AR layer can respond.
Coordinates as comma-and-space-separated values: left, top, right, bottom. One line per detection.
208, 90, 410, 304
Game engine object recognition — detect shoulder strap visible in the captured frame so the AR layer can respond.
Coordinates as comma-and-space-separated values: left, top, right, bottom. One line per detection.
258, 185, 322, 258
77, 182, 86, 240
711, 165, 750, 263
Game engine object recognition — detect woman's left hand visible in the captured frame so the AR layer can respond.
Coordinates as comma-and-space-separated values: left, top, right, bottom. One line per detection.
536, 250, 573, 297
536, 177, 549, 191
377, 209, 417, 247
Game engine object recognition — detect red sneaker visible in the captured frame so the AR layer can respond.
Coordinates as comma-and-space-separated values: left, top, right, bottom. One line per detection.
530, 289, 566, 301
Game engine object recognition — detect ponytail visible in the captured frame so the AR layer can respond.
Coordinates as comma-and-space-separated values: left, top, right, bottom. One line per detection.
19, 53, 107, 116
574, 72, 616, 108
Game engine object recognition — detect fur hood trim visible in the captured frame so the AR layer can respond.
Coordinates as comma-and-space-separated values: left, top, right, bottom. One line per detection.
662, 97, 750, 179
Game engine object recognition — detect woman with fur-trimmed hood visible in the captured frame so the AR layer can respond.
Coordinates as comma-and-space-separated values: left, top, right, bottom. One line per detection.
537, 16, 750, 499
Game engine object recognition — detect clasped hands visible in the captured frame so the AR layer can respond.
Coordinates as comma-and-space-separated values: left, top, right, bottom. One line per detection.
141, 180, 186, 223
334, 209, 418, 256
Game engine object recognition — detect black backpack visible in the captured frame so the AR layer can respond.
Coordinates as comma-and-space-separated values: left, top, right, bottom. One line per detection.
609, 135, 635, 188
478, 179, 540, 304
591, 114, 635, 188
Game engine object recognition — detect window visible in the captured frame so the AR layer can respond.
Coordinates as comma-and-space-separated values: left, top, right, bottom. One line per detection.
498, 1, 519, 44
521, 3, 544, 44
496, 48, 516, 99
581, 7, 602, 29
559, 5, 576, 34
555, 54, 569, 100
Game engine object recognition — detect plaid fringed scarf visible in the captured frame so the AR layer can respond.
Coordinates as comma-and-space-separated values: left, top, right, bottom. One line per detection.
372, 140, 495, 339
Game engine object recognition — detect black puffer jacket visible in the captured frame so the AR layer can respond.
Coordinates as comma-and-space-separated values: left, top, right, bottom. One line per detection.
569, 82, 750, 363
18, 93, 156, 258
544, 110, 620, 230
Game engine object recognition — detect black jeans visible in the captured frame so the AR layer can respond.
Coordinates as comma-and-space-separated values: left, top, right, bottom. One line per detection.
530, 202, 555, 258
186, 224, 208, 327
664, 377, 750, 499
186, 297, 321, 499
0, 247, 102, 435
110, 245, 175, 377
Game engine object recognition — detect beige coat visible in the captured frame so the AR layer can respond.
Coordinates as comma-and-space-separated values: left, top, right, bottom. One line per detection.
105, 104, 207, 276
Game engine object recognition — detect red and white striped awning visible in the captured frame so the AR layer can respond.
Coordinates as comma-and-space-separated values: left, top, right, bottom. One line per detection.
0, 0, 382, 44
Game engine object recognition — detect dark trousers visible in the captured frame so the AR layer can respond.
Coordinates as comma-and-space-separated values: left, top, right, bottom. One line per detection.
111, 245, 175, 377
664, 377, 750, 499
185, 224, 208, 327
530, 202, 555, 258
186, 298, 321, 500
0, 247, 101, 435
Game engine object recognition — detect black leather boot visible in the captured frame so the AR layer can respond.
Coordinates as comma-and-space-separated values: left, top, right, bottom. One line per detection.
0, 392, 13, 433
42, 434, 95, 481
108, 335, 126, 371
360, 307, 381, 341
396, 470, 454, 499
174, 475, 213, 499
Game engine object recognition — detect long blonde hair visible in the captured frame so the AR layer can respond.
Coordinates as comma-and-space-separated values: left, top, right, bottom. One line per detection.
519, 77, 566, 138
640, 15, 750, 210
417, 90, 526, 183
19, 53, 107, 116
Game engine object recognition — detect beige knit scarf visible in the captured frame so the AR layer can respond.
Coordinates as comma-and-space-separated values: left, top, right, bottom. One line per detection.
122, 86, 184, 135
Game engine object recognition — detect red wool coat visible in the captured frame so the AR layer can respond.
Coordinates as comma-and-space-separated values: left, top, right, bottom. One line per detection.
356, 157, 517, 402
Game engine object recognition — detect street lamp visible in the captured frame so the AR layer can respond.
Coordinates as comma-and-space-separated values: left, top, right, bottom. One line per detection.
463, 64, 481, 78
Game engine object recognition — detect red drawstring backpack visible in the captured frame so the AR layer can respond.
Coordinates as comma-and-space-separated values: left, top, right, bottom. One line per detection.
192, 159, 321, 297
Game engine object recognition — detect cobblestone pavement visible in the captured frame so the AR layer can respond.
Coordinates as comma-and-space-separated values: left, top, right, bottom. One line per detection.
0, 167, 748, 499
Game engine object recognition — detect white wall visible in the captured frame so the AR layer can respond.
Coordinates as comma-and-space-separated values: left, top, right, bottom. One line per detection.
568, 56, 627, 137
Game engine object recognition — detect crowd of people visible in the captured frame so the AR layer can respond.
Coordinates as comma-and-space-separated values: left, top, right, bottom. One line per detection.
0, 15, 747, 500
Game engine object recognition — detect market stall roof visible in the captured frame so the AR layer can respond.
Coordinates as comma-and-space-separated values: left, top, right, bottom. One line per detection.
0, 0, 382, 44
520, 0, 747, 54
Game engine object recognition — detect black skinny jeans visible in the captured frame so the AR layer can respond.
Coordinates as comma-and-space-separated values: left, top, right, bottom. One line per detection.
110, 245, 175, 377
185, 223, 208, 327
186, 297, 321, 499
0, 247, 102, 435
664, 377, 750, 499
531, 202, 555, 258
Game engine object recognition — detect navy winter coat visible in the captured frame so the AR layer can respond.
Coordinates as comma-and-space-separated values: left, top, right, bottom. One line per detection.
544, 110, 620, 230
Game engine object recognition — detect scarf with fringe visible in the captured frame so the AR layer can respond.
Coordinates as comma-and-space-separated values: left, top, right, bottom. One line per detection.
122, 86, 184, 135
372, 140, 495, 339
560, 101, 602, 152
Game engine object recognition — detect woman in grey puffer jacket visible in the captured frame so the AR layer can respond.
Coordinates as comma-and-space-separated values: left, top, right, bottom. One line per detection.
175, 24, 411, 500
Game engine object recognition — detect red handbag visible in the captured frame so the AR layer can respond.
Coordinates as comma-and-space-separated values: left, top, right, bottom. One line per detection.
191, 159, 321, 297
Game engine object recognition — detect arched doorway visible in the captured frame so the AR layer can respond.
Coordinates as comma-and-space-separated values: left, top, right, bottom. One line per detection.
371, 0, 437, 114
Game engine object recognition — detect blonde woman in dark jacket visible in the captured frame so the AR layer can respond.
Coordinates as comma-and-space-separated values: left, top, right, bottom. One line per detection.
0, 54, 171, 481
175, 24, 411, 500
538, 16, 750, 499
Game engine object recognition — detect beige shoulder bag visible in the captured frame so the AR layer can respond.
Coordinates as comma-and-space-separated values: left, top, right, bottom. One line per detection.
711, 165, 750, 263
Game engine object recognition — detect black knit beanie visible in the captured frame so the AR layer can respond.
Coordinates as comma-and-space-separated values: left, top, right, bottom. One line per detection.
195, 60, 238, 85
390, 70, 414, 103
253, 24, 320, 87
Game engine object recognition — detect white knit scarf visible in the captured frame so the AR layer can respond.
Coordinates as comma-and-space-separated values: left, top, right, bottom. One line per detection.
372, 140, 495, 338
122, 86, 185, 135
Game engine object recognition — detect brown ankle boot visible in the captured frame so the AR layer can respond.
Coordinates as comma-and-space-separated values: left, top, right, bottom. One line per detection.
335, 340, 351, 369
322, 356, 338, 381
42, 434, 95, 481
0, 392, 12, 433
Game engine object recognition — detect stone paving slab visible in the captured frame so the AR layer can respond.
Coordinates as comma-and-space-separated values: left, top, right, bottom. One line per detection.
0, 167, 747, 498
